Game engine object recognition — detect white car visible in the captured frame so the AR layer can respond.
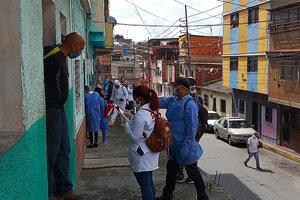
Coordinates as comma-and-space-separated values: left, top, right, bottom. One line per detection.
213, 117, 256, 145
206, 111, 221, 132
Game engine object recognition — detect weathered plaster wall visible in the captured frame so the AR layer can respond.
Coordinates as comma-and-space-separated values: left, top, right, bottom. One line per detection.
20, 0, 45, 130
0, 118, 47, 200
0, 0, 24, 133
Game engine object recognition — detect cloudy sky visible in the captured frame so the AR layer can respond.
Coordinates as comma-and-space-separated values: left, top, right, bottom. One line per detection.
110, 0, 223, 42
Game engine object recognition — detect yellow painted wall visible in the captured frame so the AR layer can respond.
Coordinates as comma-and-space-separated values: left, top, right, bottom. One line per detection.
239, 9, 248, 54
223, 57, 230, 87
224, 15, 231, 55
240, 0, 248, 8
238, 57, 247, 90
224, 1, 231, 13
257, 56, 268, 94
258, 3, 269, 52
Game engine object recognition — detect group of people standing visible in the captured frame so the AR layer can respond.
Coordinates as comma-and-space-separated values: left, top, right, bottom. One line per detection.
122, 77, 209, 200
43, 31, 207, 200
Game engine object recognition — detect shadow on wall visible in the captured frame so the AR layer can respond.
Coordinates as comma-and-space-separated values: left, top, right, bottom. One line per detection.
207, 173, 262, 200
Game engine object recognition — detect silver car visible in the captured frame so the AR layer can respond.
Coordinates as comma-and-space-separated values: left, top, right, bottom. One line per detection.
213, 117, 256, 145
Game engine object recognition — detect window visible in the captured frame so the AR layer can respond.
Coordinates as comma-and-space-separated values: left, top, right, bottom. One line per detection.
185, 69, 188, 78
280, 60, 299, 81
127, 69, 133, 73
231, 12, 239, 28
247, 56, 258, 72
190, 70, 194, 77
220, 99, 226, 113
230, 57, 238, 71
265, 107, 272, 123
248, 7, 259, 24
204, 94, 209, 106
75, 60, 81, 116
239, 100, 245, 114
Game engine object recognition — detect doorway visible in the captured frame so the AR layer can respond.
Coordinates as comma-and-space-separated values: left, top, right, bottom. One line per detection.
252, 102, 258, 131
213, 98, 216, 112
282, 109, 290, 142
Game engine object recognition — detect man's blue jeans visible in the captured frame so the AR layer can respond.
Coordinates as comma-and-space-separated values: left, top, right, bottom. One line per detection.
133, 171, 155, 200
245, 151, 260, 167
46, 108, 73, 197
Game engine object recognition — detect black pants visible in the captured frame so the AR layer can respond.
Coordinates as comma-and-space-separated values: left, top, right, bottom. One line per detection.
89, 131, 98, 144
162, 159, 209, 200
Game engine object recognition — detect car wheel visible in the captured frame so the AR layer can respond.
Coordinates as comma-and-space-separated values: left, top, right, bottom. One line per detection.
228, 135, 233, 145
215, 130, 220, 139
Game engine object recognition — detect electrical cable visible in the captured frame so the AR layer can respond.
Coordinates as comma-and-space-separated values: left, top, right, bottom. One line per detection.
122, 0, 173, 23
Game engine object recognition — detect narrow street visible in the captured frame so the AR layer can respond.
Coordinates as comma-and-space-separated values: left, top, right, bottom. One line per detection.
199, 133, 300, 200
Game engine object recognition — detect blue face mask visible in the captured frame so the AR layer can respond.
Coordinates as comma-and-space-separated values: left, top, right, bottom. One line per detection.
69, 52, 82, 59
134, 98, 141, 109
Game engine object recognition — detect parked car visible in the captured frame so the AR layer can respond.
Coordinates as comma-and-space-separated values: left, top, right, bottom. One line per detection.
206, 111, 221, 132
213, 117, 256, 145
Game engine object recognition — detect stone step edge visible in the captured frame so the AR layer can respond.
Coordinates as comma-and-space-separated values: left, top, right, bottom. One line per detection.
83, 158, 130, 169
260, 141, 300, 164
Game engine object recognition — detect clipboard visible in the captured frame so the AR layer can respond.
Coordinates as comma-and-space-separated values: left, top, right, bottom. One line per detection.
113, 104, 129, 120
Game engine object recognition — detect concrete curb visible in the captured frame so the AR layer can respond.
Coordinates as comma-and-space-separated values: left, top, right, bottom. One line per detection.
260, 141, 300, 164
83, 158, 130, 169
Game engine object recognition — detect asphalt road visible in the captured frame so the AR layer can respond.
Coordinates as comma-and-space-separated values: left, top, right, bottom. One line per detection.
198, 133, 300, 200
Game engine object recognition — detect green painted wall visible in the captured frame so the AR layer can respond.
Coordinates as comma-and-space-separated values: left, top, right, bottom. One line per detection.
0, 118, 47, 200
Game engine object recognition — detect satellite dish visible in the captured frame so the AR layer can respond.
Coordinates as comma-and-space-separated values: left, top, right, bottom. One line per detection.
107, 16, 117, 25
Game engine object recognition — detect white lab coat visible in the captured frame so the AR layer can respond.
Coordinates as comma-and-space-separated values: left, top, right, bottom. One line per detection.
125, 103, 159, 172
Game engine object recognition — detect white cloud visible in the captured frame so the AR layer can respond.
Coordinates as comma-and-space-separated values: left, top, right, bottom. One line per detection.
110, 0, 223, 42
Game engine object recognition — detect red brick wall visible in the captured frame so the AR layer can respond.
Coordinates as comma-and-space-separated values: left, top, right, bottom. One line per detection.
196, 64, 222, 86
75, 117, 86, 179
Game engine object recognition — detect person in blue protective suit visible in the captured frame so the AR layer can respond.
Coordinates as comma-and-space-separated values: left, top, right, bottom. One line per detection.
84, 85, 101, 148
99, 96, 109, 144
156, 77, 209, 200
102, 75, 110, 96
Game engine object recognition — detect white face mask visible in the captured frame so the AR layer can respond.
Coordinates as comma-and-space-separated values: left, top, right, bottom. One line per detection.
134, 98, 141, 109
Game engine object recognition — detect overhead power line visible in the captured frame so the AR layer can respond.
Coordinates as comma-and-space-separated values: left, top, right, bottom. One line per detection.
174, 0, 223, 20
130, 0, 153, 37
123, 0, 173, 23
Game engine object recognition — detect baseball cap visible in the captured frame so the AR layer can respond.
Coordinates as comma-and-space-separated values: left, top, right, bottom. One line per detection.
171, 77, 191, 89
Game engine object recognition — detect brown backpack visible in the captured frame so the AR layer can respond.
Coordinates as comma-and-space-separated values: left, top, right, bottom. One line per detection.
142, 109, 173, 153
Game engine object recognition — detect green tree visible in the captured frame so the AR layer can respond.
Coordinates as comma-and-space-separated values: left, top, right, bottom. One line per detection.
114, 34, 124, 39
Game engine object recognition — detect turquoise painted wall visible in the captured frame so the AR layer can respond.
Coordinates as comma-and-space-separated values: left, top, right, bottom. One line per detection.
0, 118, 47, 200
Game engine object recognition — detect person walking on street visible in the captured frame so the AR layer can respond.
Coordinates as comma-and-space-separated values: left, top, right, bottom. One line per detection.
123, 85, 160, 200
125, 81, 134, 111
156, 77, 209, 200
109, 80, 128, 127
106, 80, 113, 102
43, 32, 84, 200
99, 96, 109, 144
102, 75, 110, 96
244, 132, 261, 169
84, 85, 102, 148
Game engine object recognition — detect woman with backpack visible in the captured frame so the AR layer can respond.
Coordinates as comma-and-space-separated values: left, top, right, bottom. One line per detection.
123, 85, 160, 200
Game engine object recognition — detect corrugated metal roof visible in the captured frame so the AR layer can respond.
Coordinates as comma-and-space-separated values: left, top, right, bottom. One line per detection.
201, 79, 232, 94
268, 1, 300, 12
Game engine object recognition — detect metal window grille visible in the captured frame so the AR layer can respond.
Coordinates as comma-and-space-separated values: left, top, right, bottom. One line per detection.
220, 99, 226, 113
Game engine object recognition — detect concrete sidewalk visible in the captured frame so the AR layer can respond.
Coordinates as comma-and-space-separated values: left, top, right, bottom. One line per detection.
75, 119, 234, 200
260, 140, 300, 164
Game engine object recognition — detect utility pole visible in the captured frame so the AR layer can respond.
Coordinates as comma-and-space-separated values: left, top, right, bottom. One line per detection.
185, 5, 191, 74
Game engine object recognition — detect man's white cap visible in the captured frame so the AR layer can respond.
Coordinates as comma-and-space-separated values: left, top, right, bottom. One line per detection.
114, 80, 120, 86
